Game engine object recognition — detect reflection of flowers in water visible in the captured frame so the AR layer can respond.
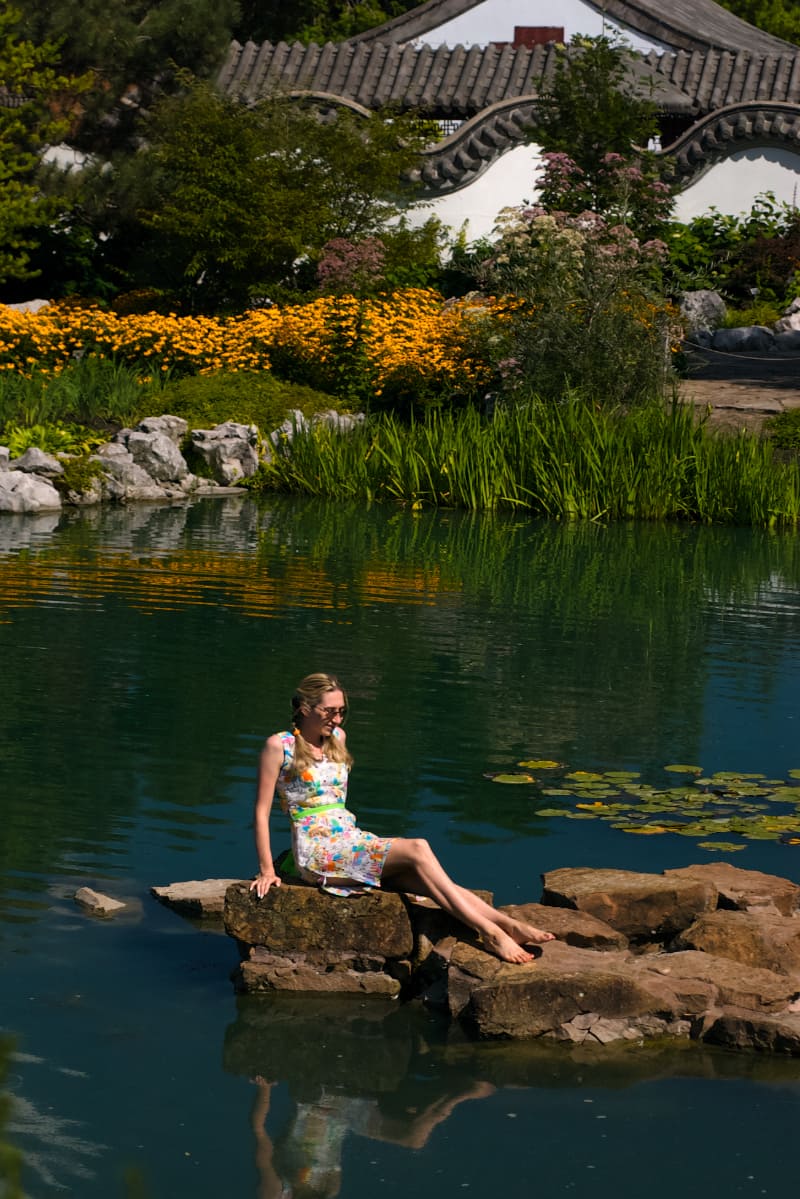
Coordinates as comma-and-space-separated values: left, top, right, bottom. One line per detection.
6, 1055, 106, 1193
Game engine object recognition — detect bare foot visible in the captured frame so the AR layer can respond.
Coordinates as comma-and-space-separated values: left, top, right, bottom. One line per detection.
482, 927, 535, 964
497, 913, 555, 947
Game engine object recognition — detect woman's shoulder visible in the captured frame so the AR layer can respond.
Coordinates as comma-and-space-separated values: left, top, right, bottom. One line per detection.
264, 730, 294, 754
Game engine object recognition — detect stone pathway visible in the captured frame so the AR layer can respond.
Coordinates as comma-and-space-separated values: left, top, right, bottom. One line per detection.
680, 345, 800, 434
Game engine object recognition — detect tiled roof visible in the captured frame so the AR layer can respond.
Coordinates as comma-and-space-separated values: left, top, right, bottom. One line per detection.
352, 0, 795, 56
218, 39, 800, 117
216, 38, 800, 196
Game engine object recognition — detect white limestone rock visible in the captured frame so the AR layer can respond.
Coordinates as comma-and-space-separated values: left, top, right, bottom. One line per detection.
0, 471, 62, 512
126, 430, 189, 482
11, 447, 64, 476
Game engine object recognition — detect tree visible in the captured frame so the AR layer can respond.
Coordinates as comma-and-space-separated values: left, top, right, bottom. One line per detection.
129, 80, 428, 307
0, 4, 90, 284
531, 35, 660, 193
234, 2, 419, 45
716, 1, 800, 45
14, 0, 239, 151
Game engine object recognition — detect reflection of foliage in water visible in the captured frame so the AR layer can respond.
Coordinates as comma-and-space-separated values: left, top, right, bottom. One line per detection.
0, 1044, 106, 1196
0, 1037, 23, 1199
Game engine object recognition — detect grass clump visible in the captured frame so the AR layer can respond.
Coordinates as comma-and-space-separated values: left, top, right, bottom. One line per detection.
765, 408, 800, 451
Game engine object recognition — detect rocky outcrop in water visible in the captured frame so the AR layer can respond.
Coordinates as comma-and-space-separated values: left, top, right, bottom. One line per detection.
169, 863, 800, 1053
0, 409, 364, 512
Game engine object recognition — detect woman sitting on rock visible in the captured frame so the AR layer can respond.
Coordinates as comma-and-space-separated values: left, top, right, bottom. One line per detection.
250, 671, 554, 964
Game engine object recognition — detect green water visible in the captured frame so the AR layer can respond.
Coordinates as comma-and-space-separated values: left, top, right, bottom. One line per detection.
2, 496, 800, 1198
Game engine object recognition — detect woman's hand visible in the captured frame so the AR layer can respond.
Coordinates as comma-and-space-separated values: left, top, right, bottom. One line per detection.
250, 869, 281, 898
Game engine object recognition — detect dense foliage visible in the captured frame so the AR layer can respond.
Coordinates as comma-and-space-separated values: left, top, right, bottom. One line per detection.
0, 5, 90, 283
717, 0, 800, 44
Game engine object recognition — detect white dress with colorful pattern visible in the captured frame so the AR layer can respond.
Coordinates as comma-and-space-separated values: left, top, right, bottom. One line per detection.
275, 729, 392, 889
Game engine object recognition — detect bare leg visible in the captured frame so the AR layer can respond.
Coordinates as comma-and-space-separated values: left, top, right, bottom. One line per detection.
381, 838, 550, 964
451, 884, 555, 947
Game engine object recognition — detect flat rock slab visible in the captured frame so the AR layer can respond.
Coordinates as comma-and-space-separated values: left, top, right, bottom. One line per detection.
673, 910, 800, 978
237, 947, 402, 996
541, 867, 716, 940
151, 878, 243, 918
500, 902, 629, 950
636, 950, 797, 1014
664, 862, 800, 916
74, 887, 126, 916
224, 880, 414, 960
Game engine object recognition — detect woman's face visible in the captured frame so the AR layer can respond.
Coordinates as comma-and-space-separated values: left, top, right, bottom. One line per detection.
302, 688, 347, 739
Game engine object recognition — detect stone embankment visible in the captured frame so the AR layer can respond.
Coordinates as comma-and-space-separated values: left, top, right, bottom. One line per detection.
154, 862, 800, 1054
0, 409, 363, 513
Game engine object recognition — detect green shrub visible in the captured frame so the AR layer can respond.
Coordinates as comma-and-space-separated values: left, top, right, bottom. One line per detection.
53, 454, 105, 497
723, 301, 782, 328
151, 371, 341, 435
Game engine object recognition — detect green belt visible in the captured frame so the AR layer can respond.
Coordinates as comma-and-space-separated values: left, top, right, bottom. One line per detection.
289, 802, 346, 823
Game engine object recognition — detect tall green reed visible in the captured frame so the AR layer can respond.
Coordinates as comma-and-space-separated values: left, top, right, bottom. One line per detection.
256, 398, 800, 528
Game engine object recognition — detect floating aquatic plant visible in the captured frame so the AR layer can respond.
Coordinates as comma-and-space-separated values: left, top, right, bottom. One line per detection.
485, 761, 800, 850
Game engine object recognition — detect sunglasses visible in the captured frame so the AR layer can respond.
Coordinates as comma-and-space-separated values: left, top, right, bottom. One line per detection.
316, 705, 348, 719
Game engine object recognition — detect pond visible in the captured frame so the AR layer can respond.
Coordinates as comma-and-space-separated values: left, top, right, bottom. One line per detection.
2, 495, 800, 1199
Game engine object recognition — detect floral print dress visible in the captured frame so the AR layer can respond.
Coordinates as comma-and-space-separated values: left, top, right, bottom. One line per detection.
275, 729, 392, 891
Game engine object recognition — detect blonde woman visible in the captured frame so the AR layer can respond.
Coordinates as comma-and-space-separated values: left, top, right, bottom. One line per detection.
251, 672, 554, 964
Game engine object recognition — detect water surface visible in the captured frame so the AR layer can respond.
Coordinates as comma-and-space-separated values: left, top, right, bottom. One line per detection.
2, 496, 800, 1197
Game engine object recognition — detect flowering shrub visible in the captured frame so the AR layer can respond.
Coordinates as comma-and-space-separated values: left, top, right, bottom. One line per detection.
477, 194, 680, 406
0, 289, 487, 410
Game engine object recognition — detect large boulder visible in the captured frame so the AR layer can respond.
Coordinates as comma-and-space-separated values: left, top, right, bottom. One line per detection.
190, 422, 259, 484
680, 290, 726, 335
540, 867, 716, 941
224, 880, 413, 960
11, 447, 64, 476
500, 902, 628, 950
663, 862, 800, 917
0, 471, 62, 512
672, 910, 800, 978
126, 430, 189, 482
711, 326, 775, 353
135, 415, 188, 445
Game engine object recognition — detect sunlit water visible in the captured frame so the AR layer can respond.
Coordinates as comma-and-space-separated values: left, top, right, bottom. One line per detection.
2, 496, 800, 1198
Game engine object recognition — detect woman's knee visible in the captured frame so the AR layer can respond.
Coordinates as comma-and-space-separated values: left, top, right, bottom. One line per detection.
393, 836, 434, 866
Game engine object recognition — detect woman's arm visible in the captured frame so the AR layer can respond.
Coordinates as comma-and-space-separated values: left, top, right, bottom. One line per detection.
250, 734, 284, 898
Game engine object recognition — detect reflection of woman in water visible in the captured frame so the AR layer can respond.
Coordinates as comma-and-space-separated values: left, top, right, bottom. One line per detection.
251, 672, 554, 964
251, 1077, 495, 1199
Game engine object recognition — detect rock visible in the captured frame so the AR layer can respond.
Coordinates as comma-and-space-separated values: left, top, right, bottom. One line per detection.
92, 450, 176, 501
540, 867, 716, 941
500, 902, 628, 950
269, 409, 309, 448
9, 447, 64, 476
312, 410, 365, 433
686, 329, 712, 349
637, 950, 796, 1013
679, 290, 727, 334
711, 326, 775, 353
5, 298, 50, 313
126, 431, 189, 482
74, 886, 126, 915
673, 910, 800, 978
136, 415, 188, 444
0, 447, 8, 471
237, 946, 402, 996
151, 878, 243, 919
0, 471, 62, 513
445, 940, 686, 1040
664, 862, 800, 916
774, 330, 800, 352
224, 880, 414, 960
190, 423, 259, 485
702, 1007, 800, 1055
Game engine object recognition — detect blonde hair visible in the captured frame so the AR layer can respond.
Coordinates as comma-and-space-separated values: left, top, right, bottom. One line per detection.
289, 672, 353, 775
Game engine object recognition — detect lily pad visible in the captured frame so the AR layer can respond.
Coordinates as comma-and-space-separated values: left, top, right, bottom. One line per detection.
489, 773, 536, 784
564, 771, 605, 782
518, 759, 563, 770
541, 788, 575, 797
697, 841, 747, 853
789, 769, 800, 779
779, 831, 800, 845
535, 807, 572, 818
664, 764, 703, 774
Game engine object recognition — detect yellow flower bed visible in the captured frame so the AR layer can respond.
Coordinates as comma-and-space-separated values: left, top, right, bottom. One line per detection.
0, 289, 487, 390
